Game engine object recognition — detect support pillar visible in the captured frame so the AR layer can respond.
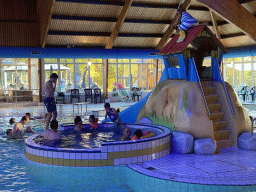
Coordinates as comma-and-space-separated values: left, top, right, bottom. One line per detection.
153, 59, 158, 87
28, 58, 31, 90
39, 59, 44, 102
103, 59, 108, 99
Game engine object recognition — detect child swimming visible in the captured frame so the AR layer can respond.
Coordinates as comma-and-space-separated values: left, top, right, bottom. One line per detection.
89, 115, 98, 129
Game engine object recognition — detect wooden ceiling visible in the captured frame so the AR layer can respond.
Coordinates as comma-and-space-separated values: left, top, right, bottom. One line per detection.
1, 0, 256, 50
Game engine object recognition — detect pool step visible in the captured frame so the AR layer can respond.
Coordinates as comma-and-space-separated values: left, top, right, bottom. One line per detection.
206, 95, 219, 104
208, 103, 222, 113
214, 130, 231, 141
216, 139, 234, 151
213, 121, 228, 131
210, 112, 224, 122
203, 87, 217, 95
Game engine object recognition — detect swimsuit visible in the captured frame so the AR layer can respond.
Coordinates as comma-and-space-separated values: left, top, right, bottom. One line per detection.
178, 12, 198, 31
107, 108, 119, 123
44, 97, 56, 113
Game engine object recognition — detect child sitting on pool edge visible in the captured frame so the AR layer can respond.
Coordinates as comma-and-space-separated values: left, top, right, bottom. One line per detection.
89, 115, 98, 129
74, 116, 84, 132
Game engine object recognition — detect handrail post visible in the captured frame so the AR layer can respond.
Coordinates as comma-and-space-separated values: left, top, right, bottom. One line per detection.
216, 59, 236, 116
252, 118, 256, 139
191, 58, 211, 117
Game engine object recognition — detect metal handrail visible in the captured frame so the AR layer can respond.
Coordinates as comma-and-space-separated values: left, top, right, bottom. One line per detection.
191, 58, 211, 117
251, 117, 256, 139
216, 59, 236, 116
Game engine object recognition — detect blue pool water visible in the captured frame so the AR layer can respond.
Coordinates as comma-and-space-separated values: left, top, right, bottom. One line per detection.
1, 116, 256, 191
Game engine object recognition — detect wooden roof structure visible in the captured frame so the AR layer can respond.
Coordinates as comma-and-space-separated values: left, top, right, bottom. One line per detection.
158, 25, 228, 55
1, 0, 256, 50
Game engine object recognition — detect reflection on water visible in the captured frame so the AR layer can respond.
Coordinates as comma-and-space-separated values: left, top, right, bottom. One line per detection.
33, 130, 120, 149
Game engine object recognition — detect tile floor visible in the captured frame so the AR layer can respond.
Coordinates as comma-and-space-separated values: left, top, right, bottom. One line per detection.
129, 147, 256, 185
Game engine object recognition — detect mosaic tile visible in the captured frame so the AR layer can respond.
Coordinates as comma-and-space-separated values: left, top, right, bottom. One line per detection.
101, 153, 107, 160
75, 153, 82, 160
81, 153, 88, 159
114, 159, 120, 166
63, 153, 69, 159
107, 145, 114, 152
113, 145, 119, 152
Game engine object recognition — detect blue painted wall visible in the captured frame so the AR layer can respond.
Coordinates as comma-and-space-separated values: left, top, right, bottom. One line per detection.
1, 46, 255, 59
0, 47, 163, 59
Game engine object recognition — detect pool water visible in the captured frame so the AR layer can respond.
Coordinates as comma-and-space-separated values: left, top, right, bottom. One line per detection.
33, 130, 121, 149
1, 116, 256, 192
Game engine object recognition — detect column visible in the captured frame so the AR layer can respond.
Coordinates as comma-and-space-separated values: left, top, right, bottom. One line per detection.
252, 56, 254, 87
39, 58, 44, 102
103, 59, 108, 98
129, 59, 132, 92
28, 58, 31, 90
57, 59, 61, 92
153, 59, 158, 87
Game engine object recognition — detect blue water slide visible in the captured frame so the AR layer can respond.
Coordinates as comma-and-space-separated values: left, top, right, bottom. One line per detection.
116, 67, 169, 123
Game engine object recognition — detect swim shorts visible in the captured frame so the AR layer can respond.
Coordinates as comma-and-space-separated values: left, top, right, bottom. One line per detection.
44, 97, 56, 113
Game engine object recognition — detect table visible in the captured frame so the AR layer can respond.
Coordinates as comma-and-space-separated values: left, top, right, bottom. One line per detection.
73, 102, 90, 115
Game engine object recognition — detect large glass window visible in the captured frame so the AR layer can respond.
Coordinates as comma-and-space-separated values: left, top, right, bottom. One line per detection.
118, 59, 129, 91
108, 59, 117, 92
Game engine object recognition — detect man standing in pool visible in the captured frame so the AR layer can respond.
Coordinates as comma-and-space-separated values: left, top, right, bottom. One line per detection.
44, 73, 58, 130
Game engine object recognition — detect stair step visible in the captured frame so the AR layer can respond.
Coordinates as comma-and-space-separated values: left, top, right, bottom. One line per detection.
203, 87, 216, 95
214, 130, 230, 141
210, 112, 224, 122
209, 104, 222, 113
213, 121, 228, 131
216, 139, 234, 150
206, 95, 219, 104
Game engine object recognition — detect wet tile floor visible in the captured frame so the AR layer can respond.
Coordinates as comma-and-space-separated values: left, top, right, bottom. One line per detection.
129, 147, 256, 185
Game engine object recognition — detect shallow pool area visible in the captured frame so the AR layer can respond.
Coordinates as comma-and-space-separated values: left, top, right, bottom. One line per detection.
1, 113, 256, 191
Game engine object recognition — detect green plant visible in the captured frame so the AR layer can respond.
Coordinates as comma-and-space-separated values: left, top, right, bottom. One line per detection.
145, 112, 176, 131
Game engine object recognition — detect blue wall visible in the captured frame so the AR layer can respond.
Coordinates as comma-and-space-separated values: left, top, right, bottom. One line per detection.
223, 46, 256, 58
0, 47, 163, 59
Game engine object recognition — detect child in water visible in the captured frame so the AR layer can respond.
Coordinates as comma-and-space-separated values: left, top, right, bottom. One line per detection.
104, 103, 130, 140
74, 116, 84, 132
131, 129, 155, 140
89, 115, 98, 129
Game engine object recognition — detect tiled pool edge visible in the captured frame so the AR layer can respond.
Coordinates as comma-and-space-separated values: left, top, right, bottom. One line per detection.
25, 124, 171, 167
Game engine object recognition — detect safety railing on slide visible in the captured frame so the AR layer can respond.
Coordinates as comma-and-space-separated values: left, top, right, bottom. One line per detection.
216, 58, 236, 116
251, 118, 256, 139
191, 58, 211, 117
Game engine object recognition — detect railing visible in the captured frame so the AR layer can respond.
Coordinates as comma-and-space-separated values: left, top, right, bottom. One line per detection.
191, 58, 211, 117
7, 89, 39, 103
216, 59, 236, 116
251, 117, 256, 139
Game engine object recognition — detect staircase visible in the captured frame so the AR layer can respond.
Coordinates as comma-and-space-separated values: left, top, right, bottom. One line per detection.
201, 81, 234, 153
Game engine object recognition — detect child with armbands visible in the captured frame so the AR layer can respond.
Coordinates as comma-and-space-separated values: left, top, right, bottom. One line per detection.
131, 129, 155, 140
89, 115, 98, 129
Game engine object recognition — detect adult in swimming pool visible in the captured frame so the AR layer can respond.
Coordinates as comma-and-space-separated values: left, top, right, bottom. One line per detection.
41, 120, 60, 141
44, 73, 58, 130
12, 116, 28, 137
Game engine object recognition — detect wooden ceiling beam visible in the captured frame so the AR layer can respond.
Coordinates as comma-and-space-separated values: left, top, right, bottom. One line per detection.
48, 30, 247, 39
197, 0, 256, 41
209, 10, 221, 39
52, 14, 230, 26
37, 0, 56, 48
56, 0, 208, 11
105, 0, 133, 49
156, 0, 192, 50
